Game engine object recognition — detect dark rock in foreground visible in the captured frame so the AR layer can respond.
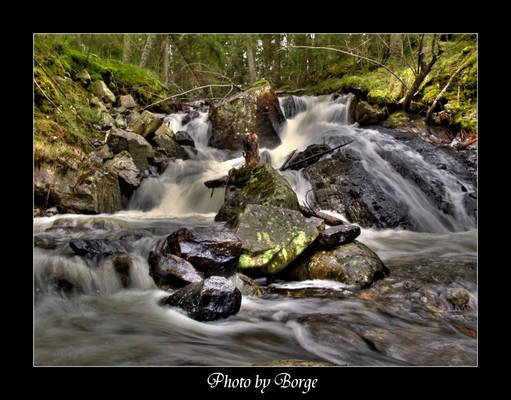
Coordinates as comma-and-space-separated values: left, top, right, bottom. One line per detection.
160, 276, 242, 321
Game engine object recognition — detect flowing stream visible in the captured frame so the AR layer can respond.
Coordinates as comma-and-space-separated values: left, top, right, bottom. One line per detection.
33, 94, 477, 366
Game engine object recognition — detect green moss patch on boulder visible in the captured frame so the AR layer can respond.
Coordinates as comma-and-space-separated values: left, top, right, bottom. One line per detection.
235, 204, 318, 275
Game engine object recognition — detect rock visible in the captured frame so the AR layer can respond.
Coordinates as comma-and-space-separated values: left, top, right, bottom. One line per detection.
160, 276, 242, 321
69, 239, 130, 260
104, 150, 141, 196
118, 94, 136, 109
161, 227, 242, 278
174, 130, 195, 147
308, 216, 326, 231
94, 80, 116, 104
128, 110, 163, 138
75, 69, 91, 87
304, 157, 408, 229
215, 163, 300, 227
208, 84, 285, 151
105, 127, 155, 171
446, 287, 470, 309
113, 253, 133, 288
235, 204, 319, 275
150, 126, 190, 159
228, 272, 262, 296
99, 112, 116, 130
317, 224, 361, 249
115, 115, 127, 129
34, 163, 122, 214
148, 251, 203, 289
89, 96, 108, 112
354, 101, 386, 125
181, 110, 200, 125
287, 240, 389, 289
284, 144, 331, 170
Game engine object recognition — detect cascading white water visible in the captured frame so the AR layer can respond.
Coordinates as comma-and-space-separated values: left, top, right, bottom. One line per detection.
126, 94, 475, 232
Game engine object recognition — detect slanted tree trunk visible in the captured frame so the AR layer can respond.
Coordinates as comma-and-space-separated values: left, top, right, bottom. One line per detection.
243, 133, 260, 166
139, 35, 154, 68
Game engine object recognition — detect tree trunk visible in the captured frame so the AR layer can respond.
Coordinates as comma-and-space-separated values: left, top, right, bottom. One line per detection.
246, 35, 257, 84
139, 35, 154, 68
162, 35, 170, 86
273, 34, 281, 87
122, 34, 131, 64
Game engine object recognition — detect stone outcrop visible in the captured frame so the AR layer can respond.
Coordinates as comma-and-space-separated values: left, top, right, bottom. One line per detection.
105, 127, 155, 171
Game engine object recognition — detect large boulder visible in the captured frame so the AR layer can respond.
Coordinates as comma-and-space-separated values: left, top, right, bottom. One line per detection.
118, 94, 137, 109
150, 124, 190, 160
235, 204, 319, 275
286, 240, 389, 289
34, 161, 122, 214
69, 239, 130, 260
208, 83, 285, 151
105, 127, 155, 171
160, 227, 242, 278
159, 276, 242, 321
215, 163, 300, 227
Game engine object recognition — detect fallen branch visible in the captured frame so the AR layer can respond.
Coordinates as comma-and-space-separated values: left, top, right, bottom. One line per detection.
280, 140, 354, 171
141, 84, 239, 111
204, 176, 228, 188
460, 137, 477, 148
279, 149, 297, 171
299, 205, 344, 226
34, 78, 62, 113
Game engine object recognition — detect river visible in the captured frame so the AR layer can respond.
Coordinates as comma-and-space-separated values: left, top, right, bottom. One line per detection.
33, 94, 477, 366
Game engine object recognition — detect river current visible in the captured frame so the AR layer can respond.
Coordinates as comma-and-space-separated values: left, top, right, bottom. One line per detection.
33, 94, 477, 366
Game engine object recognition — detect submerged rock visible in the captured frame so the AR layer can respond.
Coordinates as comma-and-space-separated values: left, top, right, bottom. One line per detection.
160, 276, 242, 321
161, 227, 242, 278
215, 163, 300, 227
446, 287, 470, 309
287, 240, 389, 289
235, 204, 319, 275
208, 83, 285, 151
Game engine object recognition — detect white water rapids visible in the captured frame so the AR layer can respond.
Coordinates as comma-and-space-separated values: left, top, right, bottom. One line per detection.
33, 94, 477, 366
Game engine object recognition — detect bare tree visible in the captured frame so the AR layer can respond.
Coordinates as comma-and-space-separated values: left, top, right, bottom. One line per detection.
122, 34, 131, 64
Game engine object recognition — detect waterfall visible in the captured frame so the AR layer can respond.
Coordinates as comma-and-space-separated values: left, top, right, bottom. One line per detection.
124, 94, 475, 233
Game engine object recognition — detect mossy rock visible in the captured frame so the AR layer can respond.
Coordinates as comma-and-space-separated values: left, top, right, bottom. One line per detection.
215, 163, 300, 227
235, 204, 318, 275
287, 240, 389, 289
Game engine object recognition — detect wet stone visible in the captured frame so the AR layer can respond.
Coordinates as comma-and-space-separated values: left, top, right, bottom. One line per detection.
446, 287, 470, 309
160, 276, 242, 321
148, 251, 203, 289
317, 224, 361, 249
